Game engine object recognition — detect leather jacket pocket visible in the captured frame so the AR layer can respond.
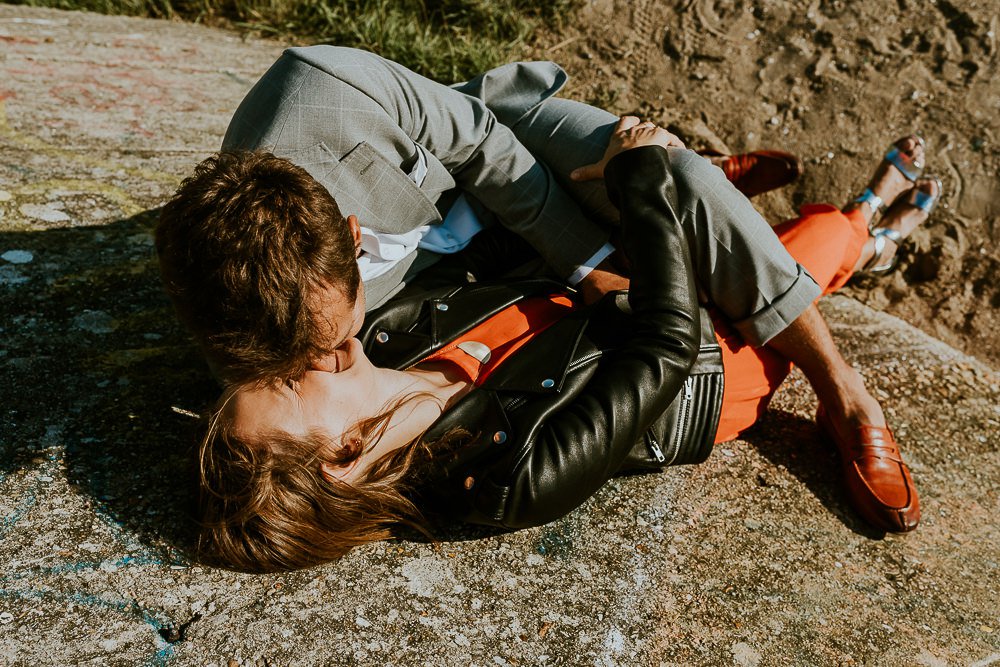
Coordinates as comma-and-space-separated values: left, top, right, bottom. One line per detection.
620, 339, 724, 471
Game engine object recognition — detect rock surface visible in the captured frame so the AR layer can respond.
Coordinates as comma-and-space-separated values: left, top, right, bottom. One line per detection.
0, 6, 998, 666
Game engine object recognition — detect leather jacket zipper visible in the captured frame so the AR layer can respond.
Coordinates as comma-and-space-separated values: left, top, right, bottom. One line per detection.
665, 377, 695, 465
646, 432, 666, 463
505, 396, 528, 412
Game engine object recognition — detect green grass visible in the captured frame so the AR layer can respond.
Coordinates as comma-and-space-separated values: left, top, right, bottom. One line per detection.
12, 0, 582, 81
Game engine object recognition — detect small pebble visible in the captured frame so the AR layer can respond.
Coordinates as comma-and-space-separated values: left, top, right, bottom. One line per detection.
0, 612, 13, 624
0, 190, 12, 202
1, 250, 33, 264
73, 310, 116, 334
19, 204, 70, 223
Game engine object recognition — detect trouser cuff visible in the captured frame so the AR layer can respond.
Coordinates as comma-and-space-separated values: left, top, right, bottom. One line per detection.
732, 263, 821, 347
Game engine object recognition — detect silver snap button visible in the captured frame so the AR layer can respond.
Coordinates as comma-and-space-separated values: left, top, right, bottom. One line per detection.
375, 331, 389, 343
541, 378, 555, 388
436, 303, 449, 311
492, 431, 507, 444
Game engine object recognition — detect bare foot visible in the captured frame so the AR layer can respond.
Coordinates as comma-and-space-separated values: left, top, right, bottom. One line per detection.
843, 135, 925, 226
853, 177, 941, 273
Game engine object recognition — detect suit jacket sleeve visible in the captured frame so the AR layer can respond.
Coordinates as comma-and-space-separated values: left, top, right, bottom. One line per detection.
500, 145, 701, 528
242, 47, 611, 280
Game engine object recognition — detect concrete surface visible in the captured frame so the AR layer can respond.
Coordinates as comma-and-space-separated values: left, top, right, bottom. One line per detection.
0, 5, 998, 666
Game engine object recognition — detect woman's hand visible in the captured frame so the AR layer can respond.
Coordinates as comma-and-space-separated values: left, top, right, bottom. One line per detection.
570, 116, 686, 182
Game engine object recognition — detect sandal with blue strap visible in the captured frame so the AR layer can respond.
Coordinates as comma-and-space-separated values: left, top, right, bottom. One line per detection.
864, 176, 943, 275
853, 135, 926, 216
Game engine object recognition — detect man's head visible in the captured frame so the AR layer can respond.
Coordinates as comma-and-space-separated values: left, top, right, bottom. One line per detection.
155, 151, 363, 386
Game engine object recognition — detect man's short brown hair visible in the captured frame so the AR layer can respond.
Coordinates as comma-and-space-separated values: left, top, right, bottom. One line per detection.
155, 151, 361, 386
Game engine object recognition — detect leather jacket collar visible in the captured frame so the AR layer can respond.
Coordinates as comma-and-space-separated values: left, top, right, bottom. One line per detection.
359, 277, 588, 393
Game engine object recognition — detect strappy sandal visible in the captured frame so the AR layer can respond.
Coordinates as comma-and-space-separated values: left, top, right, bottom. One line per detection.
853, 135, 926, 214
863, 176, 943, 275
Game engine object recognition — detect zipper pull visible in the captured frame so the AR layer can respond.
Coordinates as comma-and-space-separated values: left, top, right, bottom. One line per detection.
684, 377, 693, 400
647, 435, 666, 463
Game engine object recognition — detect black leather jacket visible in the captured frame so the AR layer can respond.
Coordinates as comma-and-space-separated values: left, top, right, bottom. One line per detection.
359, 147, 724, 530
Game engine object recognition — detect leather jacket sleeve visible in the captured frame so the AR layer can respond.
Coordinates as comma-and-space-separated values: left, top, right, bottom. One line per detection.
501, 145, 701, 528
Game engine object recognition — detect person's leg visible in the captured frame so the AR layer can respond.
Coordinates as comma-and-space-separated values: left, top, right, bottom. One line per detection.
713, 205, 867, 442
664, 148, 825, 345
764, 203, 888, 431
772, 205, 868, 295
510, 97, 622, 226
645, 136, 928, 348
764, 136, 934, 439
510, 97, 804, 219
841, 135, 935, 274
715, 173, 930, 532
514, 98, 819, 345
514, 100, 824, 314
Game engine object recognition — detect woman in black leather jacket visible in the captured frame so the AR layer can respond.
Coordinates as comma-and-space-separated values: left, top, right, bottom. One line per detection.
357, 143, 721, 531
197, 126, 933, 572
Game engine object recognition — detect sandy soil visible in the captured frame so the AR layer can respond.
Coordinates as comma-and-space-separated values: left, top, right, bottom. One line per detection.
529, 0, 999, 368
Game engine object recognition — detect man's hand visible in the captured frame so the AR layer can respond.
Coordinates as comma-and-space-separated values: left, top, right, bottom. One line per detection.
570, 116, 685, 182
577, 258, 630, 305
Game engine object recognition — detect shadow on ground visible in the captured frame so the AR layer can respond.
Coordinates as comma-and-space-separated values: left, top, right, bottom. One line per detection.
2, 211, 220, 561
741, 410, 887, 540
1, 210, 512, 563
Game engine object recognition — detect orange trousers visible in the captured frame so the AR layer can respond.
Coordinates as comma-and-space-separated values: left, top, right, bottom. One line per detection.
713, 204, 869, 443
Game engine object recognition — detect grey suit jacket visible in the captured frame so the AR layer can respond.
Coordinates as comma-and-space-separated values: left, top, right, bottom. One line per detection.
222, 46, 610, 309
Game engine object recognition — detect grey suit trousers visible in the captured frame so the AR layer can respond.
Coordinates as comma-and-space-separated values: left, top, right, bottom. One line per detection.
505, 96, 821, 347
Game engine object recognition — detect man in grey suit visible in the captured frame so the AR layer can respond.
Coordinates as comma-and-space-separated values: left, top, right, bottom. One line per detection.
197, 44, 890, 443
221, 46, 628, 309
221, 46, 820, 329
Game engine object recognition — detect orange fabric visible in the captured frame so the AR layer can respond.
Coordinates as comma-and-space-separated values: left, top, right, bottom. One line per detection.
419, 295, 577, 386
713, 205, 869, 443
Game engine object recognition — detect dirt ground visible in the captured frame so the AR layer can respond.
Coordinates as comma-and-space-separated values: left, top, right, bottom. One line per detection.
529, 0, 999, 368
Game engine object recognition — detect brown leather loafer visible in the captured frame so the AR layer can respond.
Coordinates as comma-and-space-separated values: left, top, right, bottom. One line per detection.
817, 406, 920, 532
701, 150, 803, 198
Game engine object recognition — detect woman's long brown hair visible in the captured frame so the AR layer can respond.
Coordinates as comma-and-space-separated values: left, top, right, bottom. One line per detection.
196, 393, 462, 573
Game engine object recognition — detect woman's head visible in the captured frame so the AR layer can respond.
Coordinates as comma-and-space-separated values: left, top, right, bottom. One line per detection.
196, 401, 431, 572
